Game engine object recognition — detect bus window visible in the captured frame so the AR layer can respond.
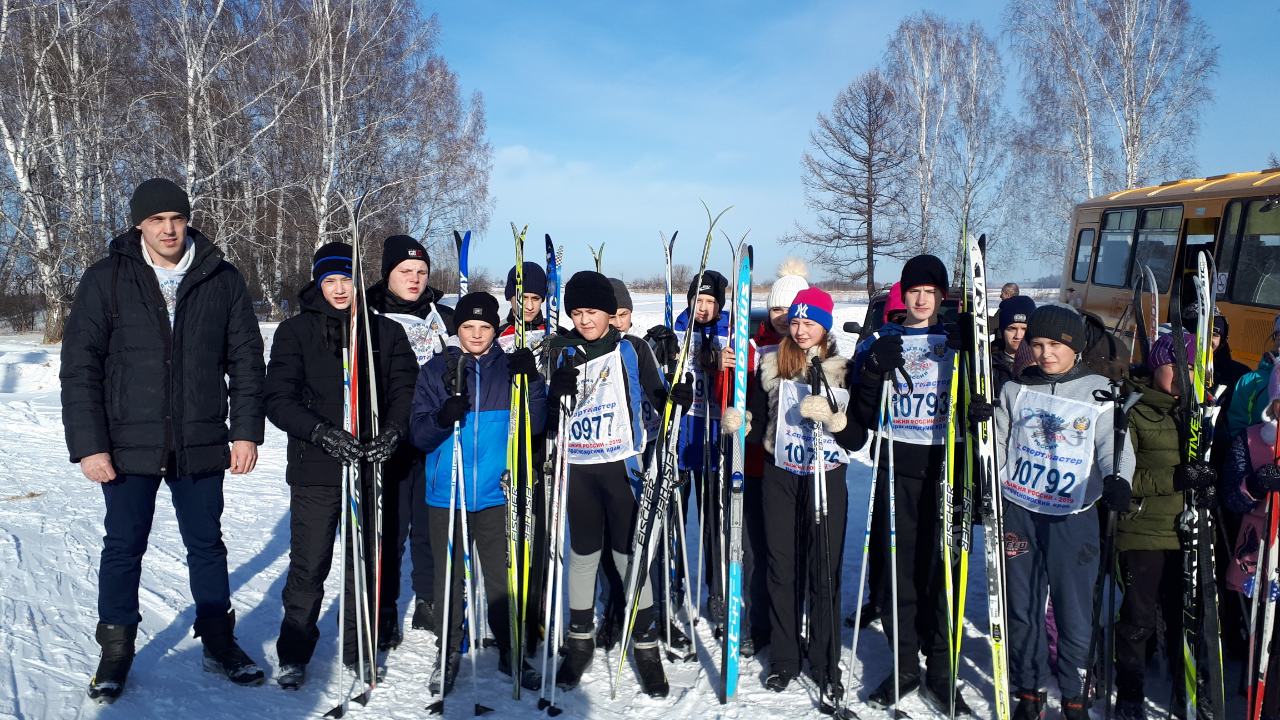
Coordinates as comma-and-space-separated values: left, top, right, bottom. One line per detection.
1219, 200, 1243, 298
1072, 228, 1095, 283
1094, 209, 1137, 286
1130, 206, 1182, 291
1232, 200, 1280, 307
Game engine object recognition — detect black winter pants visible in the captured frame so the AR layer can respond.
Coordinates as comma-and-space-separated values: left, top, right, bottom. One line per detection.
277, 482, 383, 666
389, 452, 433, 608
761, 462, 848, 681
566, 460, 655, 633
869, 454, 951, 681
98, 468, 230, 625
428, 504, 511, 655
1114, 548, 1183, 703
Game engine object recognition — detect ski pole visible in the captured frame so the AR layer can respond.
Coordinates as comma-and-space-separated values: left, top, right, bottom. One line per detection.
808, 357, 842, 710
428, 353, 468, 715
538, 398, 570, 711
330, 328, 353, 716
455, 410, 491, 716
841, 379, 888, 717
886, 372, 903, 715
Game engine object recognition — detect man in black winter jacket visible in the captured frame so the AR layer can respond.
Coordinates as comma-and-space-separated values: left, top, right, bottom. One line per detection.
60, 178, 267, 702
266, 241, 418, 689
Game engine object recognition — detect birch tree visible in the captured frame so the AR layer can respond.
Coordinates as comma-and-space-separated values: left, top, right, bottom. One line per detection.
940, 21, 1011, 265
885, 12, 957, 256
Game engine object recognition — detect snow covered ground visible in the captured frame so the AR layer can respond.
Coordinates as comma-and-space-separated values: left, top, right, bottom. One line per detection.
0, 292, 1214, 719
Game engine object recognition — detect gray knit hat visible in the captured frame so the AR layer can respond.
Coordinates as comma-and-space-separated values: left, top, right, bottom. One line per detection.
1026, 303, 1086, 353
608, 278, 633, 311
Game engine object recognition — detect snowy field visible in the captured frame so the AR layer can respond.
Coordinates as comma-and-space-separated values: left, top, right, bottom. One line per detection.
0, 291, 1210, 719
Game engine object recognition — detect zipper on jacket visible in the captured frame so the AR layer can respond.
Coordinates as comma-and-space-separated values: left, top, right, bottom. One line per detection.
471, 357, 480, 509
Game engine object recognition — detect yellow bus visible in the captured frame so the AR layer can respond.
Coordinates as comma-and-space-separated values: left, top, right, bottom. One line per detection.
1062, 169, 1280, 366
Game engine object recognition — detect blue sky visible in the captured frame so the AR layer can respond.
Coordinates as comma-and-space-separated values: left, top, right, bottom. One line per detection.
430, 0, 1280, 285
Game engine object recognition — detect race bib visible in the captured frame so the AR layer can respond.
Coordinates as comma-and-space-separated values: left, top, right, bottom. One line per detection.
886, 334, 954, 445
498, 328, 547, 353
685, 331, 729, 419
566, 351, 640, 464
1002, 386, 1104, 515
772, 379, 850, 473
384, 309, 448, 366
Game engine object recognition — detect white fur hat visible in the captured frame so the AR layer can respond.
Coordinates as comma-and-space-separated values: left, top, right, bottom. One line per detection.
767, 258, 809, 309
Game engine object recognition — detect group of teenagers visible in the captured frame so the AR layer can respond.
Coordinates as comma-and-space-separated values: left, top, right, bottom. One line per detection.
62, 180, 1280, 719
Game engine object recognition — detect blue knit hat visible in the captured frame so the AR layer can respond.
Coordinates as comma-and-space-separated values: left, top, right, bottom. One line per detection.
998, 296, 1036, 331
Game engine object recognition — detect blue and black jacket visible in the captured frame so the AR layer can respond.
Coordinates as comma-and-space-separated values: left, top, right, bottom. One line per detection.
673, 307, 732, 470
410, 343, 547, 511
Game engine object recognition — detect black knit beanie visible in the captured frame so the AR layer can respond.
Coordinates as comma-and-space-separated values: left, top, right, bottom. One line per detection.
312, 242, 353, 283
381, 235, 430, 279
130, 178, 191, 226
899, 254, 949, 298
608, 278, 633, 311
505, 262, 548, 299
454, 292, 501, 330
564, 271, 618, 314
1026, 303, 1086, 353
687, 270, 729, 309
998, 295, 1037, 332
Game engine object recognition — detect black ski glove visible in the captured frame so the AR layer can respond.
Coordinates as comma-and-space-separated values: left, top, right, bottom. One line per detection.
968, 394, 995, 425
668, 373, 694, 412
549, 365, 580, 399
1248, 463, 1280, 497
363, 426, 403, 463
946, 312, 975, 352
1098, 474, 1132, 512
311, 423, 363, 464
863, 335, 905, 379
436, 394, 470, 428
1172, 460, 1218, 492
645, 325, 678, 367
508, 347, 539, 378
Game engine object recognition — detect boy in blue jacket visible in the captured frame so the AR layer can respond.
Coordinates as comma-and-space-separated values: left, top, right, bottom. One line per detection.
410, 292, 547, 696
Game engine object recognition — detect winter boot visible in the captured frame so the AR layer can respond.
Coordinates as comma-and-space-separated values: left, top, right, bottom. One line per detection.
499, 649, 542, 691
765, 666, 794, 692
1011, 688, 1047, 720
276, 663, 306, 690
377, 612, 402, 652
815, 672, 844, 715
554, 624, 595, 690
87, 623, 137, 704
1061, 695, 1089, 720
1115, 699, 1146, 720
194, 610, 265, 686
739, 636, 756, 658
428, 651, 461, 696
920, 673, 974, 717
664, 621, 693, 661
411, 599, 435, 631
631, 632, 669, 698
866, 669, 921, 709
